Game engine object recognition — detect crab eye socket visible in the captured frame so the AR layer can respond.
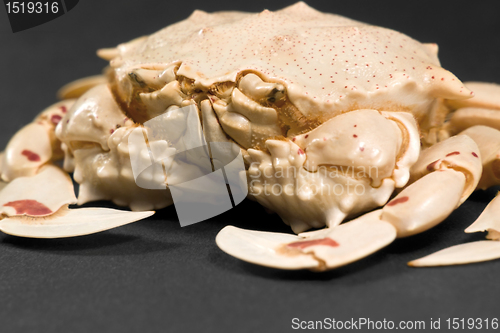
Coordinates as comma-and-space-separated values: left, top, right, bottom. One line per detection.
267, 85, 285, 104
109, 66, 180, 124
128, 71, 147, 88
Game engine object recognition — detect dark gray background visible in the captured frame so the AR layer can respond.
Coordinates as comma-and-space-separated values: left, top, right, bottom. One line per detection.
1, 1, 500, 332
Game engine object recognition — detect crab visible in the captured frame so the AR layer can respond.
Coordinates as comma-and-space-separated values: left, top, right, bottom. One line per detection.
2, 2, 500, 272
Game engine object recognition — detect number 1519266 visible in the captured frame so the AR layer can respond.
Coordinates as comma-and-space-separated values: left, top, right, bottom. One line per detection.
5, 2, 59, 14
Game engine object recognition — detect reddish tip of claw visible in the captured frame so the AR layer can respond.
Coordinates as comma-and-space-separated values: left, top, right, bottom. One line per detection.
21, 150, 41, 162
3, 200, 52, 216
287, 237, 339, 249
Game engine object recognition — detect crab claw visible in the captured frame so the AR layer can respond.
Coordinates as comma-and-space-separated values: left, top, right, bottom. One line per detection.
216, 211, 396, 271
465, 192, 500, 240
408, 241, 500, 267
0, 100, 74, 182
0, 164, 154, 238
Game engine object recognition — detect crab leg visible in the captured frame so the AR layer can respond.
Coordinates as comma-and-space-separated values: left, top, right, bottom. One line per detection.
410, 190, 500, 267
216, 124, 482, 271
408, 241, 500, 267
459, 125, 500, 189
0, 165, 76, 217
407, 136, 500, 267
216, 211, 396, 271
465, 192, 500, 240
0, 100, 74, 181
57, 75, 107, 100
445, 82, 500, 134
449, 108, 500, 133
383, 135, 481, 237
381, 170, 465, 238
0, 164, 154, 238
0, 208, 154, 239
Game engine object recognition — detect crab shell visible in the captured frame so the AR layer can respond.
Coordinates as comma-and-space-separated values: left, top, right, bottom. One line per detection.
107, 1, 470, 129
3, 2, 500, 270
56, 2, 473, 230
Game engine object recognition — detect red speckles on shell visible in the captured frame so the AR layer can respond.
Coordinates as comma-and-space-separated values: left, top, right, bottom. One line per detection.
472, 152, 478, 158
21, 150, 41, 162
297, 148, 305, 155
115, 2, 470, 116
445, 151, 460, 157
3, 200, 52, 216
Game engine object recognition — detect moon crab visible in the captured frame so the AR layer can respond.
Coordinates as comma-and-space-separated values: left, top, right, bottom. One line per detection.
2, 2, 500, 271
